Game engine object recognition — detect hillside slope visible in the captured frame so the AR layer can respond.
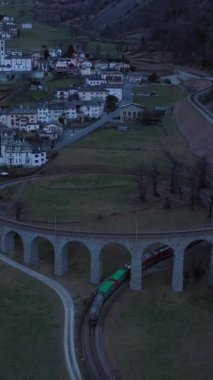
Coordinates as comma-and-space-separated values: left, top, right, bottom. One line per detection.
32, 0, 213, 67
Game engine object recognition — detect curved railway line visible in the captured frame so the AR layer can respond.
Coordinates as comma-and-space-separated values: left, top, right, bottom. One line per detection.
82, 282, 128, 380
0, 72, 212, 380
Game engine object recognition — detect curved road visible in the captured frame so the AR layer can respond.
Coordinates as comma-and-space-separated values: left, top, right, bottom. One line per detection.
0, 253, 83, 380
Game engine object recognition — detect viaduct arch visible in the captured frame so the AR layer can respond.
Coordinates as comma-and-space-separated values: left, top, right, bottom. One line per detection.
1, 219, 213, 291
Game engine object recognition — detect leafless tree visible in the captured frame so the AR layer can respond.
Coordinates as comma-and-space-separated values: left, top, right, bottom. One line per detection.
164, 196, 171, 209
207, 193, 213, 218
13, 200, 26, 221
150, 164, 160, 197
188, 173, 199, 211
170, 159, 178, 194
135, 165, 148, 201
197, 157, 209, 189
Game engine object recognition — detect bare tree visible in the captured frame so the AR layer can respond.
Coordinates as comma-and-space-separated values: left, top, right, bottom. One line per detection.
188, 174, 199, 211
150, 164, 160, 197
170, 159, 178, 194
164, 196, 171, 209
207, 194, 213, 218
197, 157, 208, 189
13, 200, 26, 221
135, 165, 148, 201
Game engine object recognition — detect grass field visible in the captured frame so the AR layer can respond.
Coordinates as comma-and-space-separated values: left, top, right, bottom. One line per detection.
44, 76, 83, 90
0, 1, 70, 50
7, 88, 52, 106
105, 250, 213, 380
46, 118, 196, 173
7, 116, 203, 232
0, 262, 68, 380
7, 22, 70, 50
9, 172, 208, 232
133, 84, 186, 107
87, 41, 118, 58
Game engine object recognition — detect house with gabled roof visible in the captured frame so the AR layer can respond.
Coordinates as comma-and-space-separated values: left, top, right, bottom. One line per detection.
120, 103, 145, 121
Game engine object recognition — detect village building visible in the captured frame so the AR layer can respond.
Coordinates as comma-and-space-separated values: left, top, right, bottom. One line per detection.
80, 66, 92, 76
0, 135, 47, 167
54, 57, 80, 71
128, 72, 146, 83
78, 85, 123, 102
39, 123, 63, 141
86, 75, 107, 86
20, 23, 32, 29
0, 40, 32, 71
55, 88, 70, 100
0, 106, 38, 128
106, 85, 123, 101
78, 87, 108, 101
37, 100, 104, 123
120, 103, 145, 121
80, 101, 104, 119
106, 75, 123, 86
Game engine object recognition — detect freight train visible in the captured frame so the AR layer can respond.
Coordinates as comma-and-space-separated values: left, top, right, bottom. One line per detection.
88, 245, 173, 325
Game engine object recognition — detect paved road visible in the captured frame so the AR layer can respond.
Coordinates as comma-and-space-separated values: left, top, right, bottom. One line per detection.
0, 254, 83, 380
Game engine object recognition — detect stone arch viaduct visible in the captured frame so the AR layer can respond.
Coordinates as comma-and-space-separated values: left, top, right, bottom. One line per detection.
1, 217, 213, 291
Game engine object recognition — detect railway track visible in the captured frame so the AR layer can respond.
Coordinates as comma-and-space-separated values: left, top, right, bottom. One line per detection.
81, 241, 206, 380
82, 282, 127, 380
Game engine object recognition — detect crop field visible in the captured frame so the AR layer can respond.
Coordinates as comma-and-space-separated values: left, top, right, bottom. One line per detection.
105, 250, 213, 380
0, 262, 68, 380
133, 84, 186, 107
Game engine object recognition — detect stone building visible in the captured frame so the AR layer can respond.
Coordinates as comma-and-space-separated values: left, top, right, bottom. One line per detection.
120, 103, 145, 121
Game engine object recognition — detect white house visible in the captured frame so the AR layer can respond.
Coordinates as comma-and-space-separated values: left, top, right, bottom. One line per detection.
21, 23, 33, 29
80, 101, 104, 119
48, 48, 62, 58
41, 123, 63, 140
0, 135, 47, 167
78, 87, 108, 101
0, 107, 38, 128
78, 85, 123, 102
80, 66, 92, 76
55, 88, 70, 100
0, 39, 32, 71
106, 85, 123, 101
128, 72, 145, 83
55, 57, 80, 71
86, 75, 107, 86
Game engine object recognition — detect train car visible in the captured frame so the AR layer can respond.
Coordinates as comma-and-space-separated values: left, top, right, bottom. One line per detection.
88, 267, 130, 325
98, 279, 116, 297
88, 294, 105, 325
142, 245, 173, 270
108, 267, 130, 285
88, 279, 116, 325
